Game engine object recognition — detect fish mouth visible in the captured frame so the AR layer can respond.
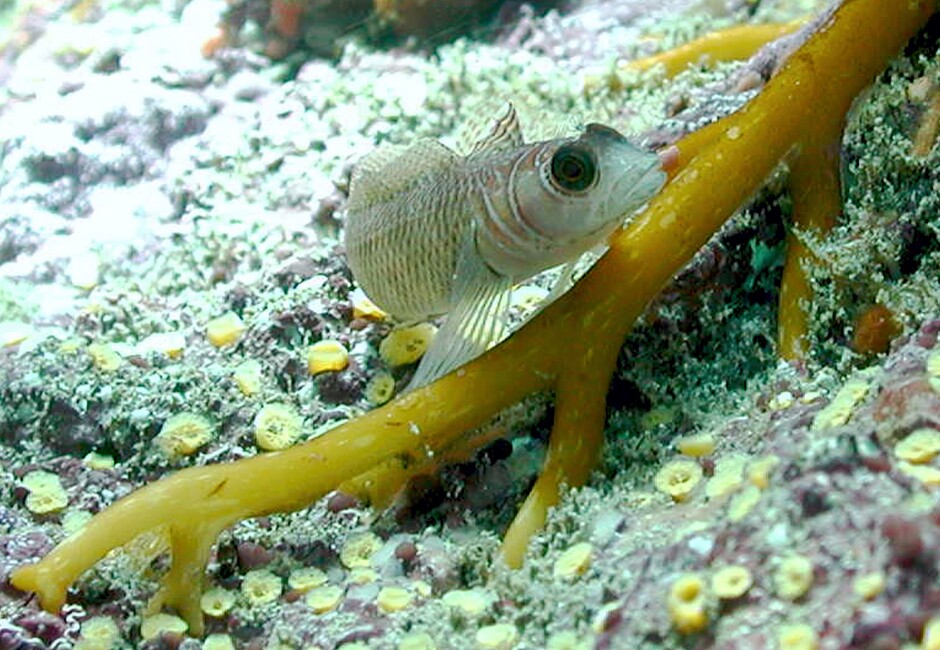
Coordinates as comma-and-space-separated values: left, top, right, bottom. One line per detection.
588, 158, 664, 229
614, 157, 667, 206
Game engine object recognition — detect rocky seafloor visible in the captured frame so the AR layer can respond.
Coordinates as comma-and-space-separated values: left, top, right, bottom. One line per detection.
1, 0, 940, 648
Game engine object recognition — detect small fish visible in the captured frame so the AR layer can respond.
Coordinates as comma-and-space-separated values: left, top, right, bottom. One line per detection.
344, 104, 665, 388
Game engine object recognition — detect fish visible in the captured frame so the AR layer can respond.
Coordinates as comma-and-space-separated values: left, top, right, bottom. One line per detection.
344, 104, 666, 388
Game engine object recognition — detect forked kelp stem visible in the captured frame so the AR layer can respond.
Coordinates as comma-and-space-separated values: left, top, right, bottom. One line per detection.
623, 20, 804, 76
778, 132, 843, 359
502, 0, 932, 563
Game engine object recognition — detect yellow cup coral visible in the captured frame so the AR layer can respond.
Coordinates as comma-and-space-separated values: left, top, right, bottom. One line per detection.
288, 567, 328, 593
441, 589, 492, 618
155, 412, 214, 458
894, 427, 940, 464
340, 532, 382, 569
21, 471, 68, 515
253, 403, 303, 451
232, 359, 263, 397
350, 288, 388, 321
747, 454, 780, 489
206, 312, 246, 348
923, 616, 940, 650
307, 339, 349, 374
77, 616, 120, 650
667, 573, 709, 634
379, 324, 437, 366
140, 613, 187, 641
654, 459, 703, 502
305, 584, 343, 614
87, 343, 122, 372
773, 555, 814, 601
475, 623, 519, 650
377, 586, 413, 613
199, 586, 236, 618
202, 634, 236, 650
852, 572, 885, 601
365, 372, 396, 405
676, 433, 716, 457
398, 632, 436, 650
727, 485, 762, 522
711, 565, 753, 600
705, 453, 748, 498
553, 541, 593, 580
777, 623, 818, 650
240, 569, 282, 606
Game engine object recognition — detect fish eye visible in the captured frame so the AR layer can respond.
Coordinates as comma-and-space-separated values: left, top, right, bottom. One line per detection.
550, 145, 596, 192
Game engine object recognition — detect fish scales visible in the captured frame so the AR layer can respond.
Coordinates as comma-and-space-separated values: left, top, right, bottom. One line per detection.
344, 105, 666, 388
346, 157, 481, 321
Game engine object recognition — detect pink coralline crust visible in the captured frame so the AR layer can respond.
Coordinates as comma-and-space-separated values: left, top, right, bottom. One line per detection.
873, 378, 940, 434
915, 319, 940, 349
593, 320, 940, 648
0, 527, 54, 590
7, 609, 68, 647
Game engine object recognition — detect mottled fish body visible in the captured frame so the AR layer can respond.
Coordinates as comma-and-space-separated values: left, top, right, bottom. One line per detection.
345, 105, 665, 387
346, 143, 478, 321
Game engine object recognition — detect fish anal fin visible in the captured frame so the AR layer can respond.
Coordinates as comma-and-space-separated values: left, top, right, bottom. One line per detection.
468, 103, 525, 156
407, 234, 511, 390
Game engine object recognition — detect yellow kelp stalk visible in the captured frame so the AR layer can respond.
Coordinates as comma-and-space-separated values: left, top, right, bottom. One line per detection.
584, 20, 804, 93
777, 102, 844, 360
624, 20, 804, 76
11, 0, 933, 636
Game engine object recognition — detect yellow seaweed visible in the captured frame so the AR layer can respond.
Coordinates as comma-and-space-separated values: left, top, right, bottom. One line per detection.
624, 20, 804, 77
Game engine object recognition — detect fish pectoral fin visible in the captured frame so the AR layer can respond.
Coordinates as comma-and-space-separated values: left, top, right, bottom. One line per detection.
407, 248, 511, 390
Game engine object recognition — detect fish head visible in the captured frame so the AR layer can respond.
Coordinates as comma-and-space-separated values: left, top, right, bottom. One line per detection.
514, 123, 665, 242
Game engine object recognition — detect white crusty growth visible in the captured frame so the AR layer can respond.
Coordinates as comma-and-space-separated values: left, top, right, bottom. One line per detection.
344, 105, 665, 388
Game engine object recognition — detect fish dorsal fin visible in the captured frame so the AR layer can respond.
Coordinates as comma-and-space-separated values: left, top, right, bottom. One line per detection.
348, 139, 459, 209
407, 228, 512, 390
468, 103, 524, 156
